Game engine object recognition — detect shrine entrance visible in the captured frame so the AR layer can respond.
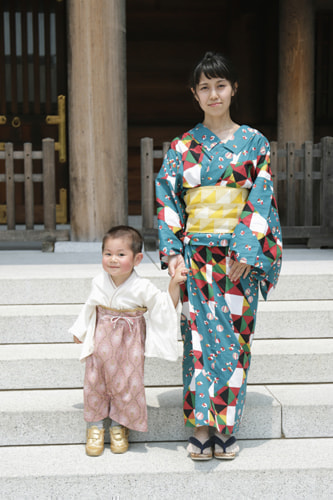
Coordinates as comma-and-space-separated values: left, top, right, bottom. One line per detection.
0, 0, 68, 224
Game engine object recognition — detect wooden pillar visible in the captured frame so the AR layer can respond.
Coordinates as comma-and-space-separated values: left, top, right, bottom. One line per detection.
67, 0, 127, 241
278, 0, 315, 147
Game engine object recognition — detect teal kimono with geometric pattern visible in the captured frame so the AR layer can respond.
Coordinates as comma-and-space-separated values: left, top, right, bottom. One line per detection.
156, 124, 282, 434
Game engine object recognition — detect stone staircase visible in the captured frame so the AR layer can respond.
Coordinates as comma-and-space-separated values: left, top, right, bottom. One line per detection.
0, 247, 332, 499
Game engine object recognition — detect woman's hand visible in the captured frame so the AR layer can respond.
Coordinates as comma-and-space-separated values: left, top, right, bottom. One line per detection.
228, 259, 251, 282
168, 257, 188, 307
172, 265, 189, 284
168, 254, 186, 278
73, 335, 82, 344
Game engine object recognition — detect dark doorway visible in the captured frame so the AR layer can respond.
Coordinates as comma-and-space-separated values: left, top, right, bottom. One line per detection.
0, 0, 68, 224
126, 0, 279, 215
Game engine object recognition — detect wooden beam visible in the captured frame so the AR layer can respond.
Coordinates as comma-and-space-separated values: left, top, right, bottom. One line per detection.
278, 0, 315, 147
5, 143, 15, 229
67, 0, 128, 241
42, 138, 56, 231
24, 142, 34, 229
0, 229, 70, 242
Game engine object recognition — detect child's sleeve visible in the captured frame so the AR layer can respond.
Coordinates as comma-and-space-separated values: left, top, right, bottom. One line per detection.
68, 272, 110, 361
139, 279, 180, 362
68, 300, 95, 343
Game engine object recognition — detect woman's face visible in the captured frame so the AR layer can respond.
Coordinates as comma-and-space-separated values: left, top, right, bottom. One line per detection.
192, 74, 236, 119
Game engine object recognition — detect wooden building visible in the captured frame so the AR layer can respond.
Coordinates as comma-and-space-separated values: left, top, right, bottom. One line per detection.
0, 0, 332, 242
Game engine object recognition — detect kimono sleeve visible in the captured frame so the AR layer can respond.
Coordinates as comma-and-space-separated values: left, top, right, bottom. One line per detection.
155, 145, 186, 267
139, 279, 180, 362
68, 285, 96, 343
68, 271, 112, 360
230, 136, 283, 299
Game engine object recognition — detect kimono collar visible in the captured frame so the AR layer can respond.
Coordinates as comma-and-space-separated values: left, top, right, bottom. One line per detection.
190, 123, 255, 153
107, 269, 138, 289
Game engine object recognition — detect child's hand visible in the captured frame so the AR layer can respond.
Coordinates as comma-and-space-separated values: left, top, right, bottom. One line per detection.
73, 335, 82, 344
168, 254, 186, 278
172, 265, 189, 284
168, 264, 188, 307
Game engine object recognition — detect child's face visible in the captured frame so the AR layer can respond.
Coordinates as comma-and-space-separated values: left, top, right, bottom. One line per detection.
102, 236, 143, 286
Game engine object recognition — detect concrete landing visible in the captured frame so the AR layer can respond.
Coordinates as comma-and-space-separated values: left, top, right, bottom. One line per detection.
0, 439, 332, 499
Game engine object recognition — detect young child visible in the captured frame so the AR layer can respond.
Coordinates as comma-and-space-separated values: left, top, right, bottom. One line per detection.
69, 225, 187, 456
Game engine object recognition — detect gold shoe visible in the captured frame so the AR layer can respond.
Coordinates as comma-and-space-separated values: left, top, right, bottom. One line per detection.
110, 425, 129, 454
85, 426, 105, 456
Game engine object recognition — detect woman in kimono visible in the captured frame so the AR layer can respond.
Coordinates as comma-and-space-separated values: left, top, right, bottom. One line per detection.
155, 52, 282, 461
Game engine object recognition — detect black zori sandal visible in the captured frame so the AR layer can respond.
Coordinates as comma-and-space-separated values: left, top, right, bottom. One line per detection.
188, 436, 213, 461
212, 435, 238, 460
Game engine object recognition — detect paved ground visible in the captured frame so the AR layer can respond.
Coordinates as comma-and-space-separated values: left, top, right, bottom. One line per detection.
0, 245, 332, 276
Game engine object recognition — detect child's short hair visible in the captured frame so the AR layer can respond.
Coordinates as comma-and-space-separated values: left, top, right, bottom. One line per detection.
102, 225, 143, 255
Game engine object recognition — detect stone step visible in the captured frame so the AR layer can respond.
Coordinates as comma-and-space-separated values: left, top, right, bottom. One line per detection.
1, 384, 331, 447
1, 339, 332, 390
0, 253, 332, 305
1, 299, 332, 344
0, 304, 83, 344
0, 439, 332, 499
0, 385, 282, 446
1, 270, 331, 304
267, 383, 333, 438
255, 299, 333, 339
249, 338, 333, 384
0, 342, 181, 389
0, 263, 100, 305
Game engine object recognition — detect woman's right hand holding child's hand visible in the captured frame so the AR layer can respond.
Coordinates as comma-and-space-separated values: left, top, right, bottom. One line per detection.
168, 257, 188, 307
168, 254, 186, 278
168, 254, 188, 283
172, 264, 189, 284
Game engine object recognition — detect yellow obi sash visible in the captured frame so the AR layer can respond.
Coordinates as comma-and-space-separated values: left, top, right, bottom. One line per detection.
184, 185, 249, 234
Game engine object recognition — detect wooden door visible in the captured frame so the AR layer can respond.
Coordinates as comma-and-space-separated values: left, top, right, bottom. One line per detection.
0, 0, 67, 224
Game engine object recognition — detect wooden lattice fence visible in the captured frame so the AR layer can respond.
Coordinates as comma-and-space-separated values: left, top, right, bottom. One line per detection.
0, 138, 69, 249
141, 136, 333, 249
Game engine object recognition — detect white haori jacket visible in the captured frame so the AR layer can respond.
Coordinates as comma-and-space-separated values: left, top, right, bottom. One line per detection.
69, 269, 180, 362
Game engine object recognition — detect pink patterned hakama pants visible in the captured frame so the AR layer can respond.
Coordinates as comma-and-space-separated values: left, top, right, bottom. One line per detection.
83, 306, 148, 432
